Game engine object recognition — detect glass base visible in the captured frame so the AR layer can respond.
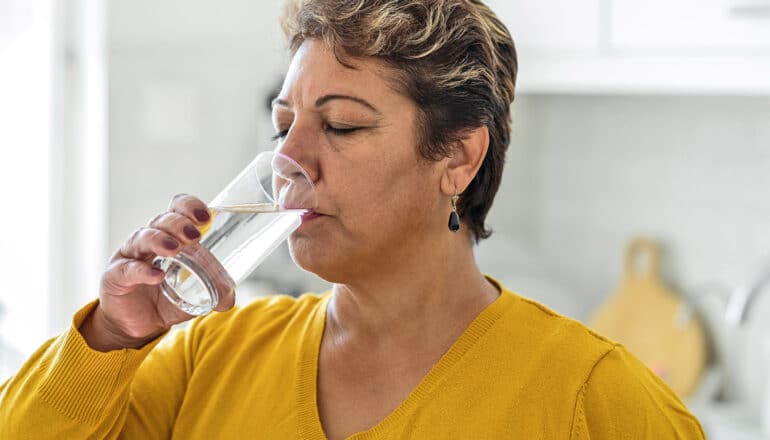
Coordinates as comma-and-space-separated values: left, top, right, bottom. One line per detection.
153, 251, 219, 316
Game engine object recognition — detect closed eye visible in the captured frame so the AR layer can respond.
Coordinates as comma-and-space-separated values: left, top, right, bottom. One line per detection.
271, 125, 362, 141
325, 125, 361, 136
271, 130, 288, 141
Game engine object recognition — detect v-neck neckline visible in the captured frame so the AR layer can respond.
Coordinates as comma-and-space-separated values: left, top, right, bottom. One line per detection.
295, 284, 516, 440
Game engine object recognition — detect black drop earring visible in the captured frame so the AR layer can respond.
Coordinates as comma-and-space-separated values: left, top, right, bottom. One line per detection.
448, 188, 460, 232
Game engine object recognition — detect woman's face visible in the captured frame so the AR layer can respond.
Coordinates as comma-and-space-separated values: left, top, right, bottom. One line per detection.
272, 39, 445, 283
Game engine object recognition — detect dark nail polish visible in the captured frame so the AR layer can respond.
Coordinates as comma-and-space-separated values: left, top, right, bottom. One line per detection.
184, 224, 201, 239
162, 238, 179, 250
194, 208, 210, 223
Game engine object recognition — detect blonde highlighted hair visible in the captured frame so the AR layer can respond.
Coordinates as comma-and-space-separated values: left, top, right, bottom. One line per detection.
282, 0, 517, 241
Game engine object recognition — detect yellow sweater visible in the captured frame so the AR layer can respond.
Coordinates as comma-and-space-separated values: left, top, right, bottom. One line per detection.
0, 284, 704, 439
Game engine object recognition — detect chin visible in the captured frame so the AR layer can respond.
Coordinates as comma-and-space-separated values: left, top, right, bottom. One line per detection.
287, 233, 357, 284
288, 233, 337, 282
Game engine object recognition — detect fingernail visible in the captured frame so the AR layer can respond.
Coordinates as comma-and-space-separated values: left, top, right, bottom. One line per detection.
184, 224, 201, 239
162, 237, 179, 250
194, 208, 210, 223
150, 267, 164, 276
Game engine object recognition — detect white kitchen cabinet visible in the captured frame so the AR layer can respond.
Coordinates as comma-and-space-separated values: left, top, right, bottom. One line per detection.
484, 0, 601, 52
489, 0, 770, 94
610, 0, 770, 51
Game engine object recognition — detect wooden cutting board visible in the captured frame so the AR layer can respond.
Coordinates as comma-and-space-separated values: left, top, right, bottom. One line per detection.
588, 238, 707, 398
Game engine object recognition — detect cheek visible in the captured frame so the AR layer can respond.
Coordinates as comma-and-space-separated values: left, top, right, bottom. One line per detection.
287, 157, 439, 278
315, 110, 436, 237
339, 159, 437, 236
334, 154, 415, 209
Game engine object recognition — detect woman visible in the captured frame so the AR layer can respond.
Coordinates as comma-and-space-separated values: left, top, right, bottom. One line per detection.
1, 1, 705, 438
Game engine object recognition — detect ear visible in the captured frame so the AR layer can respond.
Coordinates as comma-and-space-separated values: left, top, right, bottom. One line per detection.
440, 125, 489, 196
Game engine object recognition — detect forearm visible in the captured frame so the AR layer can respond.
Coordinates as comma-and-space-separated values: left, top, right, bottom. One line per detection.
0, 302, 164, 439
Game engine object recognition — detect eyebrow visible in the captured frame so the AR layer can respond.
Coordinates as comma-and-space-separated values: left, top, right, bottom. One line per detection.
271, 94, 381, 114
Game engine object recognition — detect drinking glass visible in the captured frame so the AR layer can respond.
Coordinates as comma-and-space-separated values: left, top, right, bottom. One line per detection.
152, 151, 317, 315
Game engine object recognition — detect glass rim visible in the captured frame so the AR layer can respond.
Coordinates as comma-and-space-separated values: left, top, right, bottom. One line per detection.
256, 150, 317, 210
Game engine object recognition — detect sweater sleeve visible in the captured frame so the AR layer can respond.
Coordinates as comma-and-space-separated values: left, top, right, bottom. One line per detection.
0, 301, 187, 439
570, 345, 706, 440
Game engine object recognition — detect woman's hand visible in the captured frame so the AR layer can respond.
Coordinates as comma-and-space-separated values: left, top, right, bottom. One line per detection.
79, 194, 234, 351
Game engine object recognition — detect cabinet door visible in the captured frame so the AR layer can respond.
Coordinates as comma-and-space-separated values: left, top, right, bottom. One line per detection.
486, 0, 601, 52
610, 0, 770, 50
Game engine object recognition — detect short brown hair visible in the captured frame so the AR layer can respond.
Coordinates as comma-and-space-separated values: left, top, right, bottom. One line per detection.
282, 0, 517, 241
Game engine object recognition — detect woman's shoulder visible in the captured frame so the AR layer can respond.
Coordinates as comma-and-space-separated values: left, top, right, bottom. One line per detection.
502, 289, 658, 383
495, 284, 617, 362
573, 338, 706, 437
186, 291, 330, 344
494, 284, 704, 436
236, 291, 329, 320
488, 284, 631, 393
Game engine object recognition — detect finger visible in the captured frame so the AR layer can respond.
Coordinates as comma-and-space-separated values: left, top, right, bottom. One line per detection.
168, 193, 211, 226
118, 227, 182, 262
101, 259, 165, 296
148, 212, 203, 246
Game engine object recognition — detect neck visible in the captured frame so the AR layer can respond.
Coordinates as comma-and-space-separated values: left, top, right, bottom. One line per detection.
327, 229, 500, 347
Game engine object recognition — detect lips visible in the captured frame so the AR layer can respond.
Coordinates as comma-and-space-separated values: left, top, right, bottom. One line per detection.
300, 211, 323, 223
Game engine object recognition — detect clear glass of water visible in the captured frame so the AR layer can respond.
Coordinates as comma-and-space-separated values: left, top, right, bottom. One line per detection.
152, 151, 317, 315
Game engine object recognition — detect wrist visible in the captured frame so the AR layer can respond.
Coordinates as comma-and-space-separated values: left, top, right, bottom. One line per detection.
78, 306, 159, 352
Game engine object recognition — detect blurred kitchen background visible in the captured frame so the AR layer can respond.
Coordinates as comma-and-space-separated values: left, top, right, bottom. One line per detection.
1, 0, 770, 438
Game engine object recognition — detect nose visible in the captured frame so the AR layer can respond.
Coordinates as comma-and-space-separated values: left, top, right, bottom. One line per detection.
273, 125, 320, 184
